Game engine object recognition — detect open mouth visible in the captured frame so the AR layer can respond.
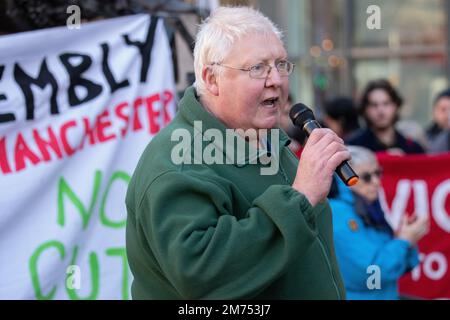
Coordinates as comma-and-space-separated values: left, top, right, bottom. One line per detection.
261, 97, 279, 108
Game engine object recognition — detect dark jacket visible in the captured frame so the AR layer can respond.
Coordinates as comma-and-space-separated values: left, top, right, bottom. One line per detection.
426, 123, 450, 153
346, 128, 425, 154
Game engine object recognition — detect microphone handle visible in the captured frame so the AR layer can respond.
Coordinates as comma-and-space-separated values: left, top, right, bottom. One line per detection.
302, 120, 359, 186
303, 120, 322, 135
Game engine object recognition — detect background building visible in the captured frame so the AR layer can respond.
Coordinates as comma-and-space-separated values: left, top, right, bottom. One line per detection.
1, 0, 448, 126
240, 0, 449, 126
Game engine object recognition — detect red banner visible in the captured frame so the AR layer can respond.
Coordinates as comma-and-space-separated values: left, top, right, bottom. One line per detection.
377, 152, 450, 299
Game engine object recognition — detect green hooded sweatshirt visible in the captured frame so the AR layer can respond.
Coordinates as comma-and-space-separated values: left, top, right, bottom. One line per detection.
125, 86, 346, 299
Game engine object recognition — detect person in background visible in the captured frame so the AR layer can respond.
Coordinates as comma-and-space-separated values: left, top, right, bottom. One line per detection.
322, 96, 360, 140
329, 146, 429, 300
396, 119, 428, 151
426, 88, 450, 153
346, 79, 425, 155
320, 96, 360, 199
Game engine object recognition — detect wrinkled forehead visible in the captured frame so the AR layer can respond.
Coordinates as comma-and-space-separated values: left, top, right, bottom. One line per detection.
225, 32, 287, 64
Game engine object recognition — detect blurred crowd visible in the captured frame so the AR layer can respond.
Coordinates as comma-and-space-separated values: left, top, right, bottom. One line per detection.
280, 79, 450, 157
280, 78, 449, 299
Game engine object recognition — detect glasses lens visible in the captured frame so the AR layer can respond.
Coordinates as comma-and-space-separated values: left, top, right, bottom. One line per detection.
277, 60, 291, 76
249, 61, 294, 78
277, 60, 293, 75
374, 169, 383, 177
361, 169, 382, 183
250, 64, 268, 78
361, 173, 372, 183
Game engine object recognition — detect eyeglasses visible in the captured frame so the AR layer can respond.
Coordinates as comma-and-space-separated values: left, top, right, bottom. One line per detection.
210, 60, 295, 79
359, 169, 383, 183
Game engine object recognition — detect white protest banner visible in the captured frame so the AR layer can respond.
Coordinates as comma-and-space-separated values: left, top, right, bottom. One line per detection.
0, 14, 176, 299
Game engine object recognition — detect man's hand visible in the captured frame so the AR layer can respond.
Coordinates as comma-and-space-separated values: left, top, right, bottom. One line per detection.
292, 129, 351, 207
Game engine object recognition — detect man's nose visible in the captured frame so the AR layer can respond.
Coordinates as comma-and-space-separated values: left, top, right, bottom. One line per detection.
265, 66, 283, 87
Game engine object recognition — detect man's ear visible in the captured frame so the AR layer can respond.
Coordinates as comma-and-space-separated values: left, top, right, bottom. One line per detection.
202, 67, 219, 96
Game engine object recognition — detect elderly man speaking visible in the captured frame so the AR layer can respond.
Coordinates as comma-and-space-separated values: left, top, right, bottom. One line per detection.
126, 6, 350, 299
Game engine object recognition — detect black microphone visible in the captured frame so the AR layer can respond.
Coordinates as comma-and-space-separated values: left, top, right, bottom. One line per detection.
289, 103, 359, 186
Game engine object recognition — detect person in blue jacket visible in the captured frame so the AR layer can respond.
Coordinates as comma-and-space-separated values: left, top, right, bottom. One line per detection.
329, 146, 429, 299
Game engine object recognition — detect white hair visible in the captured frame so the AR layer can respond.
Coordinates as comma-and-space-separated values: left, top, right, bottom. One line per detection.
193, 6, 283, 96
346, 145, 378, 168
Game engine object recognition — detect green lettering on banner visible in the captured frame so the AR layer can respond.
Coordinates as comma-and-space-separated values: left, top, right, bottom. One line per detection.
100, 171, 130, 228
29, 170, 132, 299
106, 248, 130, 300
29, 240, 65, 300
66, 246, 100, 300
57, 170, 102, 229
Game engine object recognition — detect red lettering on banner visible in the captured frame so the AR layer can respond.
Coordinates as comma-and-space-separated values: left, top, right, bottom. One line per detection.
33, 127, 63, 161
1, 91, 175, 174
0, 136, 12, 174
146, 93, 160, 134
78, 117, 96, 151
60, 120, 77, 156
115, 102, 129, 137
14, 133, 40, 172
132, 97, 144, 131
162, 90, 173, 125
96, 110, 116, 143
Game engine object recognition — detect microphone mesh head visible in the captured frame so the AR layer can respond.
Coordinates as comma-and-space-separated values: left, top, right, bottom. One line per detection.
289, 103, 315, 126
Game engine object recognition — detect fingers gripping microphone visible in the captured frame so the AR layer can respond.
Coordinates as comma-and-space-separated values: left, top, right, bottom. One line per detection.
289, 103, 359, 187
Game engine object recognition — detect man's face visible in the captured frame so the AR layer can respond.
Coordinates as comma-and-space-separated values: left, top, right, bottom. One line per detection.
364, 89, 398, 130
434, 97, 450, 130
214, 33, 289, 130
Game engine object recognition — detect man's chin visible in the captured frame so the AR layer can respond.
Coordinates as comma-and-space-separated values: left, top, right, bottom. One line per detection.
256, 118, 278, 130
